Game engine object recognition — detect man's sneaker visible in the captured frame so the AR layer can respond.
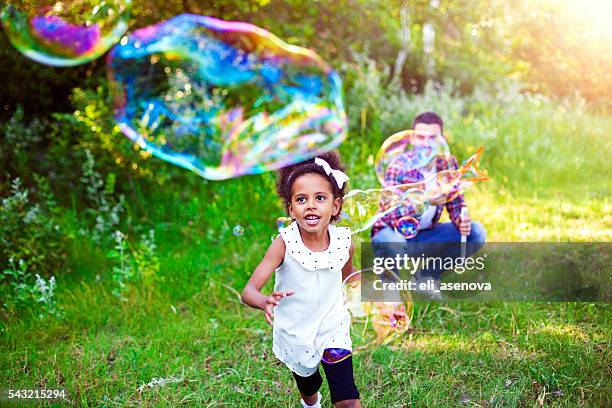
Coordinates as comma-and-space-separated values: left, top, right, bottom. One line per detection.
301, 392, 322, 408
409, 275, 443, 300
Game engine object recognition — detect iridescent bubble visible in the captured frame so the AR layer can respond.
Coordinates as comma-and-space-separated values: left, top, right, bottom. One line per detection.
340, 147, 489, 234
107, 14, 347, 180
340, 186, 425, 234
342, 269, 412, 343
232, 224, 244, 236
364, 301, 410, 341
0, 0, 131, 66
276, 216, 292, 230
396, 216, 419, 239
375, 129, 451, 187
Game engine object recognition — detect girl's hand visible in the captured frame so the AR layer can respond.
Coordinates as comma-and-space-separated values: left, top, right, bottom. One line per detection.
377, 302, 407, 327
262, 290, 295, 326
389, 304, 407, 327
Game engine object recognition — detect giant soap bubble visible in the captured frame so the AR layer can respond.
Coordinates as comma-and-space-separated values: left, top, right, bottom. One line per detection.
375, 129, 452, 187
0, 0, 131, 66
343, 269, 412, 344
107, 14, 347, 180
340, 146, 489, 234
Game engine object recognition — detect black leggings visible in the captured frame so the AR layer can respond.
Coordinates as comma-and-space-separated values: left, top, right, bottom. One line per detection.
292, 355, 360, 404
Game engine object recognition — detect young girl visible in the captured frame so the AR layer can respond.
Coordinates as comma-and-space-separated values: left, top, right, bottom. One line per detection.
242, 151, 361, 408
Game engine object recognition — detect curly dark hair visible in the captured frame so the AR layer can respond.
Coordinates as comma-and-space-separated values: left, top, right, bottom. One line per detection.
276, 151, 347, 222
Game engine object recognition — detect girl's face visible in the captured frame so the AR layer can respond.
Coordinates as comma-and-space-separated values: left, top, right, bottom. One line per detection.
289, 173, 341, 234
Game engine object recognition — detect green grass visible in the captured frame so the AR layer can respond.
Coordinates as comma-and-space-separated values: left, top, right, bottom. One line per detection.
1, 96, 611, 407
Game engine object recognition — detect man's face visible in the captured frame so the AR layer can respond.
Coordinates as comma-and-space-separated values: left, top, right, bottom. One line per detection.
412, 123, 442, 147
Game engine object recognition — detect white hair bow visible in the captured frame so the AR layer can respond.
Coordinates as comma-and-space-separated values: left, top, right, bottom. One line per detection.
314, 157, 350, 189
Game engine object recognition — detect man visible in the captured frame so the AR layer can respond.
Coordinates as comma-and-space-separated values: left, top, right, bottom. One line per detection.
371, 112, 486, 299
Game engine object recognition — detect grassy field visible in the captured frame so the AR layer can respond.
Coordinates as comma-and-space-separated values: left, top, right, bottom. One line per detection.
1, 93, 611, 407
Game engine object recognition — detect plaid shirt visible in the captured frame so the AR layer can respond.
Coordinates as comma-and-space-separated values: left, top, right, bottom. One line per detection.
371, 153, 465, 238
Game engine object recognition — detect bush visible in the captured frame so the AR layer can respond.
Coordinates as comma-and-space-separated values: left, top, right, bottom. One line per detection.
339, 51, 611, 201
107, 229, 161, 300
79, 149, 125, 245
0, 178, 66, 278
0, 107, 46, 187
0, 258, 62, 320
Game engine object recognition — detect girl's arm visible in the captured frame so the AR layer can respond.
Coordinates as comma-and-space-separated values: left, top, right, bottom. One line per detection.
342, 240, 360, 284
241, 236, 294, 325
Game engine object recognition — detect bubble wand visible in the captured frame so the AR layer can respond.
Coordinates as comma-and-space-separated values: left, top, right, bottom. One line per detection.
460, 206, 469, 258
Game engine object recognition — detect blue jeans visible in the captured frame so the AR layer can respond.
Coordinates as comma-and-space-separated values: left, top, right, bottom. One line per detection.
371, 222, 487, 279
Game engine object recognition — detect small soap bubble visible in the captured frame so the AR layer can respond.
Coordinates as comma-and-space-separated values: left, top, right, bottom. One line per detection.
276, 216, 293, 230
396, 216, 419, 239
232, 224, 244, 236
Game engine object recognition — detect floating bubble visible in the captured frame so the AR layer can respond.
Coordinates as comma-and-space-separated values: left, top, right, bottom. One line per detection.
276, 216, 292, 230
396, 216, 419, 239
0, 0, 131, 66
340, 147, 489, 234
232, 224, 244, 236
342, 269, 412, 344
340, 185, 425, 234
363, 301, 409, 341
375, 129, 451, 187
107, 14, 347, 180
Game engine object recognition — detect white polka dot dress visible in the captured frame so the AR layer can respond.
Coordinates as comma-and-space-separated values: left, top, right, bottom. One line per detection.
272, 221, 353, 377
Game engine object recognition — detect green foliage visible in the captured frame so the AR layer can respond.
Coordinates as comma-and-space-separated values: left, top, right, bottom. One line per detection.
106, 229, 161, 300
0, 31, 97, 120
0, 178, 66, 278
0, 259, 30, 309
133, 229, 161, 287
107, 231, 135, 300
0, 107, 46, 186
0, 258, 63, 320
2, 0, 609, 118
0, 104, 101, 198
342, 52, 466, 139
80, 149, 125, 245
0, 2, 610, 404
